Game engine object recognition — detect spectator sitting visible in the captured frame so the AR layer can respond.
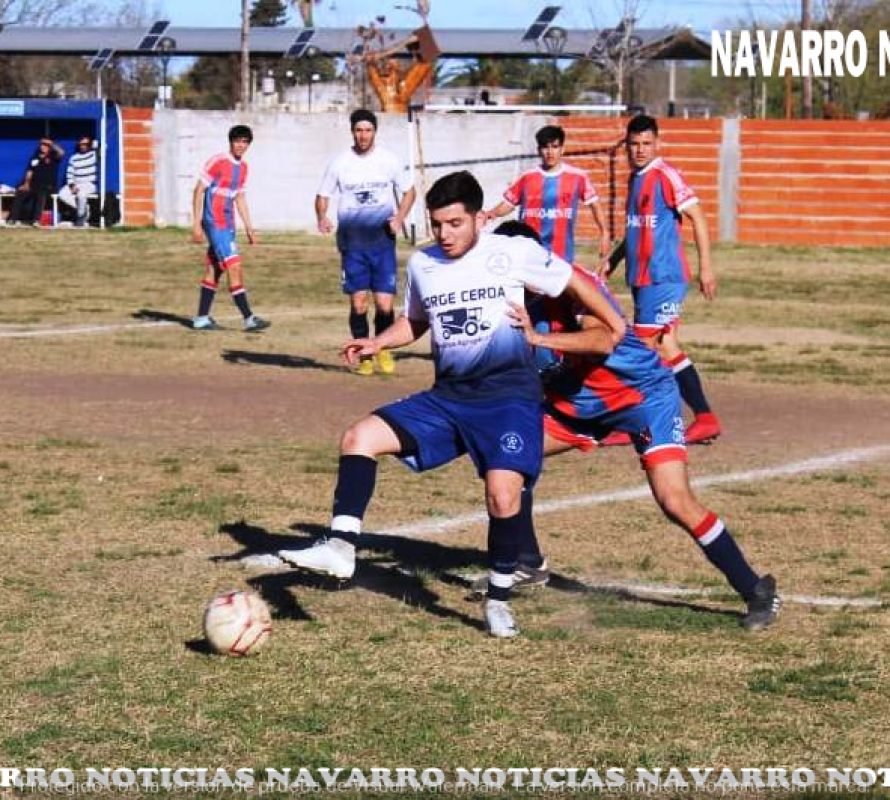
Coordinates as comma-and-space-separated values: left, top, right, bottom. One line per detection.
58, 136, 98, 227
8, 137, 64, 226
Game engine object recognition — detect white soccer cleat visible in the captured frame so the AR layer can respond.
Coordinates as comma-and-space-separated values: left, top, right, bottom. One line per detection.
278, 537, 355, 580
483, 599, 519, 639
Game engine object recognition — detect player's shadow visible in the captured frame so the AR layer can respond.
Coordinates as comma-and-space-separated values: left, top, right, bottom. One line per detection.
132, 308, 194, 329
220, 350, 345, 372
391, 351, 432, 363
216, 520, 486, 632
215, 521, 734, 628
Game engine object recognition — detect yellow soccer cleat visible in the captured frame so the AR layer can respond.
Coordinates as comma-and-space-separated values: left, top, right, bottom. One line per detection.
375, 349, 396, 374
355, 356, 375, 377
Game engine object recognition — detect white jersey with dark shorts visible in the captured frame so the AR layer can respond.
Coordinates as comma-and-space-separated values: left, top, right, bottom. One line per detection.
374, 233, 572, 481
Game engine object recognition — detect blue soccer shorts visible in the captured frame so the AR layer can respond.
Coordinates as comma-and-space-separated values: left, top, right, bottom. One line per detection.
340, 246, 398, 295
374, 390, 544, 483
544, 385, 687, 470
204, 226, 241, 271
632, 282, 688, 338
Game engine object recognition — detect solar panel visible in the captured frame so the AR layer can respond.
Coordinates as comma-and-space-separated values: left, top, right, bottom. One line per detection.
137, 20, 170, 51
285, 27, 316, 58
522, 6, 561, 41
88, 47, 114, 71
522, 23, 549, 41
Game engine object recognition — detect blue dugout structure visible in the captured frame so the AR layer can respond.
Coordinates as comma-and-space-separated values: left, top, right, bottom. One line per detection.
0, 98, 123, 223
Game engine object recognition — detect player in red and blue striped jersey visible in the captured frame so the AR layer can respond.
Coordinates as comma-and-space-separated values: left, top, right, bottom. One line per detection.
190, 125, 268, 333
604, 115, 721, 445
486, 125, 610, 263
498, 221, 780, 631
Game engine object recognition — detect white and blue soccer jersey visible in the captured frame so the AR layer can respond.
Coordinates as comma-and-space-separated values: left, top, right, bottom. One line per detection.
317, 145, 412, 252
404, 233, 573, 402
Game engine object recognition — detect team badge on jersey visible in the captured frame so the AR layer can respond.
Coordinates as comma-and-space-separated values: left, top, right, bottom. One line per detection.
485, 252, 511, 276
499, 432, 525, 454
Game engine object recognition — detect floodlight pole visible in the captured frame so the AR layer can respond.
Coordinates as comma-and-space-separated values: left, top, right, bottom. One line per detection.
542, 26, 567, 102
308, 72, 320, 112
157, 36, 176, 109
240, 0, 251, 109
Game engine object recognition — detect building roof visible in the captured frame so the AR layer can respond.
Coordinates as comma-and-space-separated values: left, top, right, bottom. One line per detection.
0, 25, 710, 60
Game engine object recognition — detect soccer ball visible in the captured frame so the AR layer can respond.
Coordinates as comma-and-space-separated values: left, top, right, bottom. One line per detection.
203, 590, 272, 656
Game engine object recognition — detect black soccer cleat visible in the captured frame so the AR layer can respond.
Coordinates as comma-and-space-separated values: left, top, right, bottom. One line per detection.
742, 574, 781, 631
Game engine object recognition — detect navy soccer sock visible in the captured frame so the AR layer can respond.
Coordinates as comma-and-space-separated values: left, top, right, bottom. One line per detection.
694, 513, 759, 600
330, 455, 377, 545
197, 280, 217, 317
349, 311, 369, 339
374, 310, 395, 336
486, 512, 522, 601
230, 284, 253, 319
669, 354, 712, 415
517, 487, 544, 569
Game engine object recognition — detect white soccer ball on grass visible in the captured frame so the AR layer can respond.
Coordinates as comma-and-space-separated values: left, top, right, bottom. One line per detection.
203, 589, 272, 656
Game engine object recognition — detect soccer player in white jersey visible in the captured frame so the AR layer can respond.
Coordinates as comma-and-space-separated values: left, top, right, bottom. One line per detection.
281, 170, 625, 638
315, 109, 416, 376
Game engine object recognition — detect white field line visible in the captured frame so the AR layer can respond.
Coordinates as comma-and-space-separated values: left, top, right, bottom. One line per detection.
246, 445, 890, 610
579, 581, 882, 609
0, 310, 308, 339
381, 444, 890, 538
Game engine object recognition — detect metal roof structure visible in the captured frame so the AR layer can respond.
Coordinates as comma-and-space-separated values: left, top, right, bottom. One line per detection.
0, 25, 710, 60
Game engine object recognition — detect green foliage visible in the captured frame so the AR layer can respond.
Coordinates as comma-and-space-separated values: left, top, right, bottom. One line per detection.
250, 0, 288, 26
443, 57, 608, 104
687, 0, 890, 118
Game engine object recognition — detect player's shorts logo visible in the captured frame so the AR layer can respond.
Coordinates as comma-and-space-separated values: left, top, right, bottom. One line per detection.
672, 416, 685, 445
656, 301, 682, 325
486, 252, 511, 276
499, 432, 524, 454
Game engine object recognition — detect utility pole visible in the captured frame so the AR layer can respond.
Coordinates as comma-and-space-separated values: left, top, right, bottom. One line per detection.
240, 0, 251, 110
801, 0, 812, 118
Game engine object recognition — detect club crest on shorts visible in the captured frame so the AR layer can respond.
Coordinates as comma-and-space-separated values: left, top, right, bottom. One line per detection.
499, 431, 524, 454
486, 252, 511, 276
672, 416, 685, 444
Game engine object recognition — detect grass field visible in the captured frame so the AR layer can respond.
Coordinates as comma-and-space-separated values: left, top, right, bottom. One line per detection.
1, 227, 889, 799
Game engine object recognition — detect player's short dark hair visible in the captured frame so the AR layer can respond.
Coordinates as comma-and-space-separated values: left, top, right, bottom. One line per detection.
426, 171, 484, 214
626, 114, 658, 138
493, 220, 542, 244
535, 125, 565, 148
350, 109, 378, 130
228, 124, 253, 143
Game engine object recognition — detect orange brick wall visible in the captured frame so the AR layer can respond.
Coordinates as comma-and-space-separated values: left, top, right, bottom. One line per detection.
738, 119, 890, 247
121, 107, 154, 226
558, 117, 722, 244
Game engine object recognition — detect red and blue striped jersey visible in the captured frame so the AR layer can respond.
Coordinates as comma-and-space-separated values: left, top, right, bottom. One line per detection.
504, 164, 598, 262
199, 153, 249, 231
534, 265, 673, 419
624, 157, 697, 287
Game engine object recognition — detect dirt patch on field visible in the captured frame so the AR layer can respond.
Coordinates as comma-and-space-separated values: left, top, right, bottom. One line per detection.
4, 362, 890, 463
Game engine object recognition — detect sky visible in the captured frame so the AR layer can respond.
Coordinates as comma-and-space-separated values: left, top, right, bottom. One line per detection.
160, 0, 798, 36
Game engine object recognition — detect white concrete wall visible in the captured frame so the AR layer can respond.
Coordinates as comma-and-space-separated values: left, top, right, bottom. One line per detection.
153, 109, 549, 233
